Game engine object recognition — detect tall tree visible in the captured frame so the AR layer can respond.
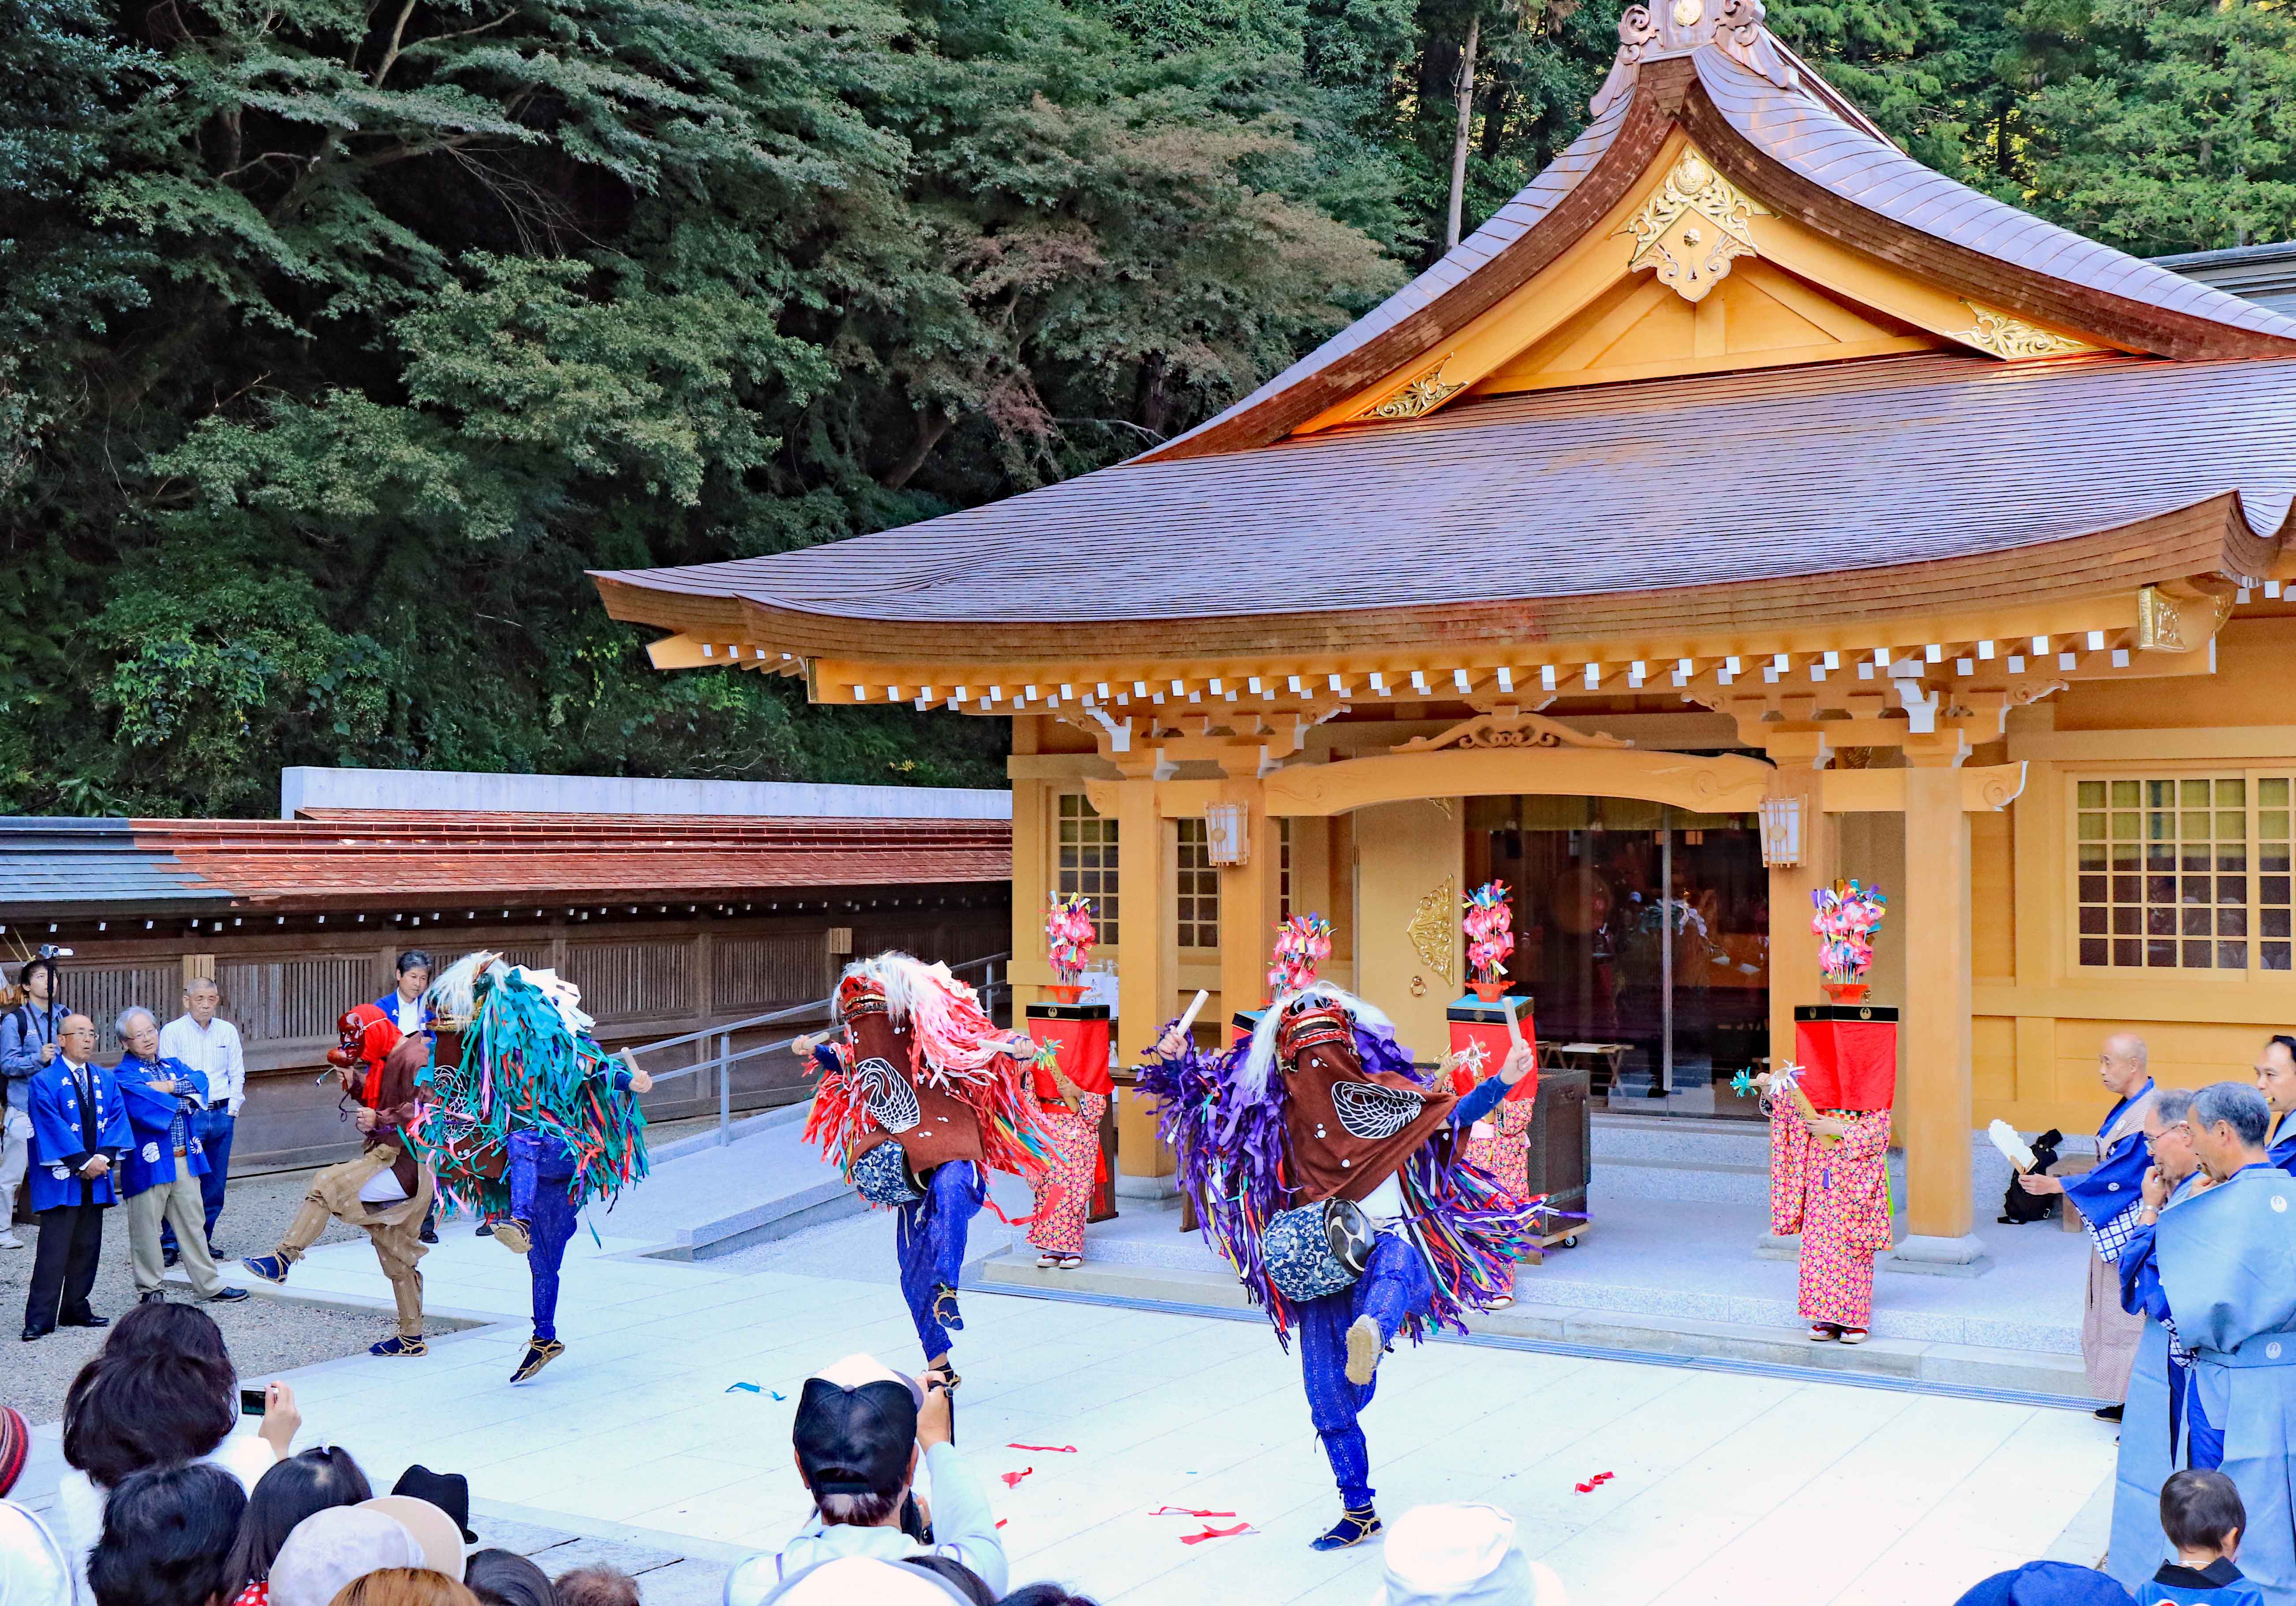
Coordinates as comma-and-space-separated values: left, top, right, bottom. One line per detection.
2015, 0, 2296, 252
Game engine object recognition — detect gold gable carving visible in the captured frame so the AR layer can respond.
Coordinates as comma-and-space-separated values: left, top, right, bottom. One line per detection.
1406, 875, 1459, 980
1394, 711, 1635, 754
1357, 355, 1466, 421
1619, 148, 1770, 303
1954, 303, 2089, 360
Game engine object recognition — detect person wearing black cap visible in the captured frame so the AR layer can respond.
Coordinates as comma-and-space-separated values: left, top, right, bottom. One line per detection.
722, 1354, 1006, 1605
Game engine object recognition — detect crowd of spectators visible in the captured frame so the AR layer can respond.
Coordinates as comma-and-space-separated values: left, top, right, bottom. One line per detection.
5, 960, 255, 1340
0, 1312, 1568, 1606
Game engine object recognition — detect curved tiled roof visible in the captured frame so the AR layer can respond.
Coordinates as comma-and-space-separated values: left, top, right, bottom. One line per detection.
0, 813, 1011, 917
1145, 96, 1635, 459
595, 352, 2296, 635
1136, 24, 2296, 462
1693, 52, 2296, 343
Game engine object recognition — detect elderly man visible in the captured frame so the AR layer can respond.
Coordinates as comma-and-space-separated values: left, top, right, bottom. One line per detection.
2107, 1087, 2206, 1592
158, 977, 245, 1259
2139, 1082, 2296, 1599
2255, 1035, 2296, 1174
2018, 1031, 2159, 1419
22, 1015, 128, 1340
113, 1008, 247, 1307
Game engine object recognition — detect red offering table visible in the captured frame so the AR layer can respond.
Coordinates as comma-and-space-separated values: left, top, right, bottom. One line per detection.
1446, 993, 1537, 1104
1026, 1001, 1113, 1096
1791, 1004, 1899, 1111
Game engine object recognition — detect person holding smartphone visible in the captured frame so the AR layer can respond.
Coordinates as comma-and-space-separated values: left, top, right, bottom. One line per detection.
721, 1353, 1006, 1604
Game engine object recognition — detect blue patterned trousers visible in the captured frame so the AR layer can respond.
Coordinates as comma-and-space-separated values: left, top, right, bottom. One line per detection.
1298, 1232, 1435, 1509
897, 1159, 983, 1363
509, 1130, 580, 1343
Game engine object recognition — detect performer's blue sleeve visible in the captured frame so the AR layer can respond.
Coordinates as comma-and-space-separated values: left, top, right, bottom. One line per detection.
919, 1442, 1009, 1597
811, 1044, 843, 1078
2062, 1134, 2148, 1227
1451, 1076, 1510, 1129
2117, 1217, 2172, 1321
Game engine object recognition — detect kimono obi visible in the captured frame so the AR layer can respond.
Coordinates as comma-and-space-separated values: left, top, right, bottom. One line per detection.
2209, 1331, 2296, 1370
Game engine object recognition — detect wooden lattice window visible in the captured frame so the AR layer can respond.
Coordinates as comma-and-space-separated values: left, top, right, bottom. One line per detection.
71, 965, 183, 1050
2075, 776, 2293, 971
217, 956, 376, 1042
1176, 819, 1218, 949
563, 941, 695, 1020
1279, 817, 1294, 920
1057, 793, 1118, 946
713, 935, 828, 1010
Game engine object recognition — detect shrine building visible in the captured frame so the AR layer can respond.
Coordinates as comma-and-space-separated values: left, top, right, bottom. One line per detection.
591, 0, 2296, 1268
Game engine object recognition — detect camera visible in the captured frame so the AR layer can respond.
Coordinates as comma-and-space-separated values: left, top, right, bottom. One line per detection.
36, 944, 72, 960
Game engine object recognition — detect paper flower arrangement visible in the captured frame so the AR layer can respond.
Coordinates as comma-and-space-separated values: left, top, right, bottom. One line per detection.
1268, 912, 1333, 995
1462, 881, 1514, 984
1811, 879, 1888, 982
1044, 893, 1097, 983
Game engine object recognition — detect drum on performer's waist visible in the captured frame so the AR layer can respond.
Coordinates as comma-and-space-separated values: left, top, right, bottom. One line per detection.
1264, 1198, 1374, 1303
852, 1140, 924, 1206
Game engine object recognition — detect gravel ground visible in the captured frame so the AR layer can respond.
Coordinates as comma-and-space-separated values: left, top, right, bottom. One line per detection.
1, 1112, 767, 1419
2, 1169, 466, 1420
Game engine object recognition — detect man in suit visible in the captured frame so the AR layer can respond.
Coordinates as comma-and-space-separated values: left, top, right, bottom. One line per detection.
22, 1014, 130, 1340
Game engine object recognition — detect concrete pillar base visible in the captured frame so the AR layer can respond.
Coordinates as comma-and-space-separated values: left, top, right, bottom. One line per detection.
1883, 1233, 1994, 1278
1114, 1172, 1180, 1202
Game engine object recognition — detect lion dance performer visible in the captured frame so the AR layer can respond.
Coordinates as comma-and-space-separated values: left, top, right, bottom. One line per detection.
403, 952, 652, 1384
798, 952, 1049, 1378
1140, 979, 1539, 1550
243, 1004, 435, 1356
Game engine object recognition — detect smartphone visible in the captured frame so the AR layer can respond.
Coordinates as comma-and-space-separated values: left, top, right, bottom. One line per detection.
239, 1387, 267, 1417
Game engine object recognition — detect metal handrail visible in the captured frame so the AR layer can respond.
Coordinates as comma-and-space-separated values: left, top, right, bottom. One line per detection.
623, 950, 1013, 1147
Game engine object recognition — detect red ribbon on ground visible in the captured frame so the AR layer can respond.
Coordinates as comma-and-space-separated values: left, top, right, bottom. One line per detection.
1180, 1523, 1253, 1545
1149, 1506, 1236, 1518
1009, 1444, 1077, 1453
1574, 1471, 1616, 1494
1002, 1468, 1034, 1489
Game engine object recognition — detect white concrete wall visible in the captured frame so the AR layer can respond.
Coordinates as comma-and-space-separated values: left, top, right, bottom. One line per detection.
280, 766, 1011, 821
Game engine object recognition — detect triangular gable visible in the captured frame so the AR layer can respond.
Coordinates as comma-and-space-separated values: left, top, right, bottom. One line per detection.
1139, 1, 2296, 461
1291, 136, 2102, 434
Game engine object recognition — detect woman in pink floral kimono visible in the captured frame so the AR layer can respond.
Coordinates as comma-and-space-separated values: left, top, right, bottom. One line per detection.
1462, 1098, 1535, 1202
1762, 1082, 1893, 1344
1027, 1061, 1107, 1269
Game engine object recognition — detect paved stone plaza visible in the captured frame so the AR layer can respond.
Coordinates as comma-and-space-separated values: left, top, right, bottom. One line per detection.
9, 1195, 2116, 1606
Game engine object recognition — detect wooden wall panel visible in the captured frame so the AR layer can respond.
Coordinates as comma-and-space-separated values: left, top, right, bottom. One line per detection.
1971, 805, 2015, 980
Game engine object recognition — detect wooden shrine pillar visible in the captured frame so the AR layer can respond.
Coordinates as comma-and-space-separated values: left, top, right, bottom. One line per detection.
1110, 770, 1178, 1184
1898, 759, 1978, 1254
1215, 764, 1282, 1033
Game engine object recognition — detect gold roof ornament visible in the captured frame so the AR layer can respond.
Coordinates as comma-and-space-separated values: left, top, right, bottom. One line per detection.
1620, 147, 1770, 302
1955, 303, 2090, 360
1359, 355, 1466, 421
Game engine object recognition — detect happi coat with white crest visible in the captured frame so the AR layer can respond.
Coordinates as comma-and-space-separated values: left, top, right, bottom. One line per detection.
2150, 1163, 2296, 1605
1140, 983, 1541, 1513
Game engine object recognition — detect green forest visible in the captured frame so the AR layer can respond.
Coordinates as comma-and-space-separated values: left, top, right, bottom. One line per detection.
3, 0, 2292, 816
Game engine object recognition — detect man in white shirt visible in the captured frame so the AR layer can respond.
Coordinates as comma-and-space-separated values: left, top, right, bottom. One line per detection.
157, 977, 245, 1259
